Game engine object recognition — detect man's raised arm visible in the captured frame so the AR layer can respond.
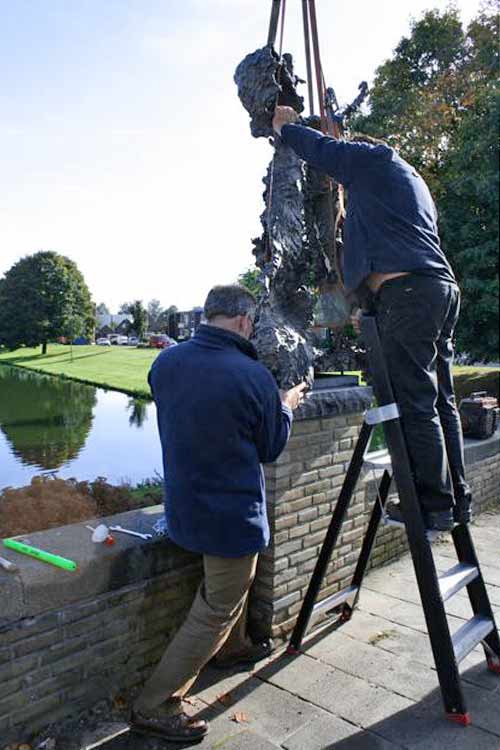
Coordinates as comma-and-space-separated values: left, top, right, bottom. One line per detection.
273, 105, 355, 186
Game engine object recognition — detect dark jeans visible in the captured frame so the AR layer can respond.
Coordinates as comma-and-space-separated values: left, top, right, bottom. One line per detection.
373, 274, 470, 512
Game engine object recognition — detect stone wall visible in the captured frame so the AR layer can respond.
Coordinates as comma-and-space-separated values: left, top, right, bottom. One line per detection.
0, 508, 202, 743
1, 388, 498, 743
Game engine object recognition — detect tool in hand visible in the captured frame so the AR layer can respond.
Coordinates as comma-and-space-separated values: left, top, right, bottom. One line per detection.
109, 525, 152, 541
0, 555, 19, 573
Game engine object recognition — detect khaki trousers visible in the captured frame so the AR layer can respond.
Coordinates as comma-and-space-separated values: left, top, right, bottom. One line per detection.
134, 552, 258, 714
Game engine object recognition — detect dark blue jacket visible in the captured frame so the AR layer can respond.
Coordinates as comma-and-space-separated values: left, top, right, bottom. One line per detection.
281, 124, 456, 293
148, 325, 293, 557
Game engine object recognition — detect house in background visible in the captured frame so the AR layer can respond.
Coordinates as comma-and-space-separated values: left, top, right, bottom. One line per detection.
167, 307, 203, 340
95, 313, 133, 340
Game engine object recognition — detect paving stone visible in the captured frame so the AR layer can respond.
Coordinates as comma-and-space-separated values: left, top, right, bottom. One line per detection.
372, 696, 500, 750
300, 668, 415, 728
196, 676, 321, 746
282, 709, 404, 750
305, 630, 439, 701
333, 609, 436, 668
258, 651, 333, 694
461, 650, 500, 691
358, 588, 468, 632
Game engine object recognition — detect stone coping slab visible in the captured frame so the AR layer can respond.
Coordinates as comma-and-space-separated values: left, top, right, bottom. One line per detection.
0, 506, 200, 626
295, 385, 373, 420
464, 427, 500, 465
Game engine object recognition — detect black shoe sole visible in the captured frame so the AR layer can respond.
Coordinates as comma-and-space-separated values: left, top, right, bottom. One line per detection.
130, 724, 208, 744
212, 646, 274, 670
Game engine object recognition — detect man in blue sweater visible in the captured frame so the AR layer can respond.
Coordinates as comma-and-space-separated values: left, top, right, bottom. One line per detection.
273, 105, 471, 534
131, 284, 305, 742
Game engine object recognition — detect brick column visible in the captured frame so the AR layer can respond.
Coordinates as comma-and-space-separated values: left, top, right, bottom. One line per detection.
249, 386, 374, 640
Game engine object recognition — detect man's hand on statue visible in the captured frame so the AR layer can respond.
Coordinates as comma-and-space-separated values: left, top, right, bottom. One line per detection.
280, 382, 307, 411
273, 106, 299, 136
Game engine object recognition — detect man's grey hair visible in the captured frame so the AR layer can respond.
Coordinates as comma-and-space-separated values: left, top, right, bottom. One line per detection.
204, 285, 257, 321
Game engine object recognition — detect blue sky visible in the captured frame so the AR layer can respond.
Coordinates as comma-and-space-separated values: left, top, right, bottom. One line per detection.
0, 0, 483, 311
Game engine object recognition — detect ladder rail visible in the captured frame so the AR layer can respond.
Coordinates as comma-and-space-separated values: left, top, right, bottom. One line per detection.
361, 314, 468, 718
287, 313, 499, 723
451, 524, 500, 667
288, 420, 373, 651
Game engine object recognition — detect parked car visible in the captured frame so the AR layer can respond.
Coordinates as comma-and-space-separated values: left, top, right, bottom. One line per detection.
96, 338, 111, 346
127, 336, 139, 346
149, 334, 177, 349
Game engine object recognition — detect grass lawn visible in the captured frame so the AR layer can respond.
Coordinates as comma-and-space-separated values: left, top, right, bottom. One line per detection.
0, 344, 160, 398
0, 344, 497, 403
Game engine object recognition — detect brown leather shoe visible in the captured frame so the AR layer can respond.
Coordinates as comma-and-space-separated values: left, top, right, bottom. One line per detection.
130, 707, 209, 743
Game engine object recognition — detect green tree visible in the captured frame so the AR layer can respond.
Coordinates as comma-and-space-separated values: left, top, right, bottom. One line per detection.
125, 300, 148, 340
238, 267, 261, 298
353, 5, 499, 360
96, 302, 110, 315
157, 304, 178, 332
147, 299, 163, 331
0, 251, 94, 354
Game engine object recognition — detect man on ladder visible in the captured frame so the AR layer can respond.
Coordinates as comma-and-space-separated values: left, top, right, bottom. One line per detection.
272, 104, 472, 532
263, 0, 498, 728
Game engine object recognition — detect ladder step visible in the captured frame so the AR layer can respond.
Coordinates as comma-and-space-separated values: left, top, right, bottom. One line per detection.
452, 615, 495, 664
439, 563, 479, 603
313, 585, 358, 616
364, 450, 392, 472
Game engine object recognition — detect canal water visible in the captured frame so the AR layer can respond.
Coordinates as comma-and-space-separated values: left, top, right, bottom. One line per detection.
0, 365, 162, 490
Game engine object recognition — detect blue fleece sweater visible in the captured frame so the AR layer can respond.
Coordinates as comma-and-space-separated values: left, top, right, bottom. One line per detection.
148, 325, 293, 558
281, 124, 456, 294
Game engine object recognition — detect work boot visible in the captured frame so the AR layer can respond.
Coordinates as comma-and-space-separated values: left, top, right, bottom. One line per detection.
424, 508, 455, 532
211, 639, 274, 670
130, 702, 209, 744
454, 493, 473, 525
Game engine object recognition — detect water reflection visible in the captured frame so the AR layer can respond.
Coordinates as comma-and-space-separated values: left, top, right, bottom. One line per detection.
0, 367, 96, 469
127, 398, 149, 428
0, 366, 162, 489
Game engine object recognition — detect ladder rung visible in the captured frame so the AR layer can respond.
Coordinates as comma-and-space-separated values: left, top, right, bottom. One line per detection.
313, 585, 358, 616
452, 615, 494, 664
439, 563, 479, 603
364, 450, 392, 472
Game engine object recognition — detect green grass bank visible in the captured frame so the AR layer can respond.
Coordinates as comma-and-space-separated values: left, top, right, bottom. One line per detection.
0, 344, 498, 402
0, 344, 159, 398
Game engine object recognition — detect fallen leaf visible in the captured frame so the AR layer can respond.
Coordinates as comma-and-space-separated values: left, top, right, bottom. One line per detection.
18, 745, 32, 750
183, 696, 197, 706
112, 695, 127, 710
217, 692, 234, 707
231, 712, 250, 724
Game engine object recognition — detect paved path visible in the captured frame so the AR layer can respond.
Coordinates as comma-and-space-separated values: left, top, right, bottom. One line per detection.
81, 510, 500, 750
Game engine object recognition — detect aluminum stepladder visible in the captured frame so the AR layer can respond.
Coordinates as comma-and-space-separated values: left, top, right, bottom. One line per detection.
288, 314, 500, 726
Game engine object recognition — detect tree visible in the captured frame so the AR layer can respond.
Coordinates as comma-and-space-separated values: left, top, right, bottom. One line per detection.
96, 302, 110, 315
63, 313, 85, 362
124, 300, 148, 340
157, 305, 178, 332
238, 267, 262, 298
0, 251, 94, 354
147, 299, 163, 331
353, 5, 499, 360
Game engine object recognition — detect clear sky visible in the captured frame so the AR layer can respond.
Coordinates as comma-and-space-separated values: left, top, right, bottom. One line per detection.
0, 0, 483, 311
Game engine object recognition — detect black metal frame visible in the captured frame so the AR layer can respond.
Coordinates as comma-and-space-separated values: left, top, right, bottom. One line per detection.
288, 314, 500, 724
